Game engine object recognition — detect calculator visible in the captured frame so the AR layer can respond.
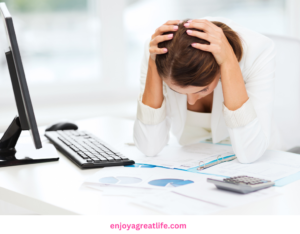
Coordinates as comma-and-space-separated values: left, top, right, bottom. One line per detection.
207, 176, 274, 194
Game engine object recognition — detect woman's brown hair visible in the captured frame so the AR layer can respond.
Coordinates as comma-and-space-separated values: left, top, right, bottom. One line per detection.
155, 20, 243, 87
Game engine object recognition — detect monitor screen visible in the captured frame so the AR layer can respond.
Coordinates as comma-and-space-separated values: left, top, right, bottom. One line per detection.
0, 3, 42, 149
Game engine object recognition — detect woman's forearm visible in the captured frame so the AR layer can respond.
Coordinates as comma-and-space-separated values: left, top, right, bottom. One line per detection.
221, 57, 249, 110
142, 58, 164, 109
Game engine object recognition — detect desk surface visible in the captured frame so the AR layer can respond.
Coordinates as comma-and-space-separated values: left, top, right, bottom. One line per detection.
0, 116, 299, 215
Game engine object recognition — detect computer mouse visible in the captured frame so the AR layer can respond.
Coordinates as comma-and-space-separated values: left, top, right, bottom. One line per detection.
45, 122, 78, 131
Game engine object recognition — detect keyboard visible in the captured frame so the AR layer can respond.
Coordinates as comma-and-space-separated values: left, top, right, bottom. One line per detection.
45, 130, 135, 169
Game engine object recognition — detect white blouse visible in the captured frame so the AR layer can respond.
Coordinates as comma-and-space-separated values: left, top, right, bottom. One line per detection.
133, 16, 286, 162
180, 110, 211, 145
180, 110, 231, 145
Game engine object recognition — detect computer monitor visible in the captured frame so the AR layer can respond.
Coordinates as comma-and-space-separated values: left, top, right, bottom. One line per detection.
0, 2, 59, 167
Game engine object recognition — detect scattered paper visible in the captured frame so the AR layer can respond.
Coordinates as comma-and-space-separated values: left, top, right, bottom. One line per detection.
135, 143, 234, 169
132, 177, 279, 215
132, 191, 223, 215
87, 184, 161, 197
173, 180, 278, 208
84, 167, 206, 190
202, 150, 300, 181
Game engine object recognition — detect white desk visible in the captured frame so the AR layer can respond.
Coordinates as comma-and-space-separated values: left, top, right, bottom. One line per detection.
0, 116, 300, 215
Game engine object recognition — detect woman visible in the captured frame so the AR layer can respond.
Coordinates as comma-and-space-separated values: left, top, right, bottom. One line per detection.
133, 17, 286, 163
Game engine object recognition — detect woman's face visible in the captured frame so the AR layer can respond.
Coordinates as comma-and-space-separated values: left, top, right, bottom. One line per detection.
164, 72, 220, 105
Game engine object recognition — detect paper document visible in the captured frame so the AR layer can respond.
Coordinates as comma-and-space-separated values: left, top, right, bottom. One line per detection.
132, 176, 279, 215
202, 150, 300, 181
132, 191, 223, 215
87, 184, 161, 197
84, 167, 207, 190
135, 143, 234, 169
173, 180, 278, 208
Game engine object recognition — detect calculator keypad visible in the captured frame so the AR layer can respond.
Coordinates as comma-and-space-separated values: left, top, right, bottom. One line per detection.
223, 176, 271, 185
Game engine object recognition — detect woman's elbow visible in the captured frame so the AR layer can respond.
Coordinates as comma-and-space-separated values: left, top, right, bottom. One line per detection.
235, 136, 270, 164
133, 136, 167, 156
133, 119, 170, 156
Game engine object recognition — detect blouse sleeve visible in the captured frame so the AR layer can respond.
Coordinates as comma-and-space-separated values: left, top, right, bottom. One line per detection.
222, 37, 276, 163
133, 39, 171, 156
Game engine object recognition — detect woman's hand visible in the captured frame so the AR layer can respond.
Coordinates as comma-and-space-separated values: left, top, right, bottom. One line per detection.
142, 20, 181, 109
184, 19, 237, 66
185, 19, 248, 111
149, 20, 181, 61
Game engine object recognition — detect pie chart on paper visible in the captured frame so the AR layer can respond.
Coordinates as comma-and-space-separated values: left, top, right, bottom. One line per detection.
148, 179, 194, 187
99, 176, 142, 185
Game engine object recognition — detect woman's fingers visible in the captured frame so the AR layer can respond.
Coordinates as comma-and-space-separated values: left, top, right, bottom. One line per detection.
150, 34, 173, 55
149, 20, 181, 59
157, 25, 178, 34
186, 30, 210, 41
191, 43, 220, 54
185, 19, 224, 52
184, 21, 214, 34
150, 34, 173, 46
190, 19, 220, 31
152, 24, 178, 38
149, 47, 168, 55
149, 34, 173, 54
191, 43, 210, 51
186, 29, 220, 43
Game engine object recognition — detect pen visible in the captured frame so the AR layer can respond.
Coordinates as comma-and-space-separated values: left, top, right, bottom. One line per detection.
197, 155, 236, 171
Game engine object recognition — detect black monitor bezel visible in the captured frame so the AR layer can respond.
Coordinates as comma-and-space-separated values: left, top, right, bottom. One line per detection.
0, 3, 42, 149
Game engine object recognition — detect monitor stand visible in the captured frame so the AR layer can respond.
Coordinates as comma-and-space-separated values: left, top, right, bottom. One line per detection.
0, 117, 59, 167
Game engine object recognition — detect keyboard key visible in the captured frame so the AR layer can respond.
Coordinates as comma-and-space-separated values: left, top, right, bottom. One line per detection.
58, 137, 71, 145
78, 152, 88, 159
112, 157, 121, 161
76, 145, 85, 149
119, 156, 129, 160
70, 146, 80, 152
